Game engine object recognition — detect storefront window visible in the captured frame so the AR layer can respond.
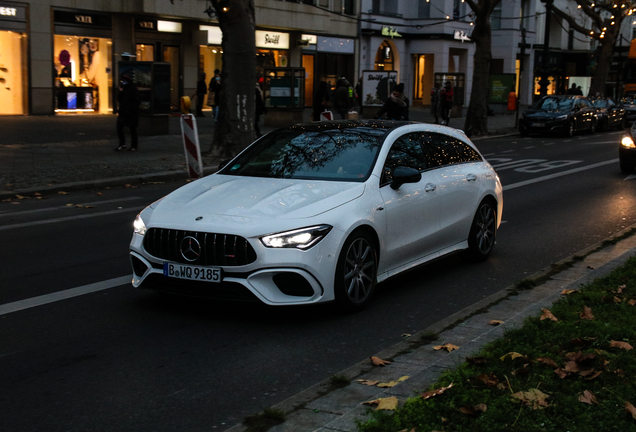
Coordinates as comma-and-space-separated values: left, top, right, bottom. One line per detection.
53, 34, 112, 113
0, 30, 27, 115
375, 41, 394, 70
199, 45, 223, 108
136, 43, 154, 61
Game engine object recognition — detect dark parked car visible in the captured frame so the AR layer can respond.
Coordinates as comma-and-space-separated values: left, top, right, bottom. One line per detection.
590, 97, 626, 131
620, 122, 636, 173
519, 95, 597, 137
621, 93, 636, 124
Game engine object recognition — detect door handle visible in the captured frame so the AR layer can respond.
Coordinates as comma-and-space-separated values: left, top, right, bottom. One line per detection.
466, 174, 477, 182
425, 183, 436, 192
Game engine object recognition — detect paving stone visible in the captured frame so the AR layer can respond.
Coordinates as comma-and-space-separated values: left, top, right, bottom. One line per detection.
306, 384, 385, 414
268, 409, 340, 432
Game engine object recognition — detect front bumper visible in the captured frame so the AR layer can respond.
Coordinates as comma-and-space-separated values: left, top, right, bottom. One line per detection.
129, 229, 342, 306
519, 117, 569, 134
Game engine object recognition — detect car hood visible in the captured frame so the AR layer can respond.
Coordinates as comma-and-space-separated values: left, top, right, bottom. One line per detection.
151, 174, 366, 223
523, 109, 571, 118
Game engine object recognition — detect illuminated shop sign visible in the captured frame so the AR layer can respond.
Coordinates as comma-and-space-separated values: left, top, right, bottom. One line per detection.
0, 4, 26, 21
255, 30, 289, 49
135, 19, 157, 31
54, 10, 111, 28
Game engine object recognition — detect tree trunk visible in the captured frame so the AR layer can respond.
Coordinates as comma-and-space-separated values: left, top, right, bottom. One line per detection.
588, 32, 618, 98
206, 0, 256, 160
463, 14, 492, 137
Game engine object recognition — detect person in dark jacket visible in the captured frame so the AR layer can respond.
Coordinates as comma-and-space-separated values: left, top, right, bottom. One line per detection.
313, 81, 332, 121
208, 69, 221, 121
333, 78, 352, 119
115, 74, 140, 151
193, 72, 207, 117
374, 83, 409, 121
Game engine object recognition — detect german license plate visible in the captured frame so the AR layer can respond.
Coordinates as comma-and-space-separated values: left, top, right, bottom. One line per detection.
163, 263, 222, 282
531, 123, 545, 127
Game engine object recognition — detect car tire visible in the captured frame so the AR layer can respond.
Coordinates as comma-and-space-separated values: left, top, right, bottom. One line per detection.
599, 119, 607, 132
588, 119, 597, 134
620, 160, 635, 174
565, 121, 575, 137
335, 230, 378, 311
465, 199, 497, 262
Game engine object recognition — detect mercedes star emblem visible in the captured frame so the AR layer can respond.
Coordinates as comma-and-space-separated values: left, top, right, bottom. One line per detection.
180, 236, 201, 262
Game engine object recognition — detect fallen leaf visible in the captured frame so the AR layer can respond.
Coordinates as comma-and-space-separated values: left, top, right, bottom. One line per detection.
580, 306, 595, 320
377, 376, 409, 388
614, 296, 624, 304
626, 401, 636, 420
401, 333, 411, 338
584, 370, 602, 380
421, 383, 454, 400
476, 373, 499, 387
511, 389, 550, 409
356, 380, 379, 386
500, 352, 526, 361
370, 356, 391, 367
629, 299, 636, 306
540, 308, 558, 322
467, 356, 487, 364
537, 357, 558, 368
434, 343, 459, 352
58, 191, 69, 195
579, 390, 598, 405
362, 396, 398, 411
610, 340, 634, 351
65, 203, 74, 206
554, 368, 568, 379
561, 289, 576, 295
95, 192, 104, 196
15, 194, 27, 199
459, 404, 487, 415
489, 320, 504, 326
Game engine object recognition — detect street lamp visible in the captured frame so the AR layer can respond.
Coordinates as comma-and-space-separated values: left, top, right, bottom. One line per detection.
538, 0, 553, 97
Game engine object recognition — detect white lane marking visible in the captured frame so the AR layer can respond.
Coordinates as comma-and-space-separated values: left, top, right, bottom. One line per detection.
0, 275, 131, 316
504, 159, 618, 190
626, 174, 636, 180
0, 207, 141, 231
0, 197, 142, 218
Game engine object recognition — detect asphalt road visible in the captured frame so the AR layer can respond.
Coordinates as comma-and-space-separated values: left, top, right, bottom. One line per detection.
1, 129, 634, 431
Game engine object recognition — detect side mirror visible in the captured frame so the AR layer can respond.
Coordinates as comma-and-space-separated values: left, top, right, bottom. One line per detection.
391, 166, 422, 190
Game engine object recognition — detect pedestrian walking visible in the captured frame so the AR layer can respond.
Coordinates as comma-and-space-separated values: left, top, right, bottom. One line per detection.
430, 82, 441, 124
440, 81, 453, 125
115, 74, 140, 151
254, 82, 266, 138
374, 83, 409, 121
208, 69, 221, 121
333, 78, 352, 119
192, 72, 207, 117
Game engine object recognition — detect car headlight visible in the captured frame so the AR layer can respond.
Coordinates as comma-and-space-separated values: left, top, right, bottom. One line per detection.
621, 136, 636, 149
260, 225, 332, 249
133, 213, 147, 236
556, 114, 568, 120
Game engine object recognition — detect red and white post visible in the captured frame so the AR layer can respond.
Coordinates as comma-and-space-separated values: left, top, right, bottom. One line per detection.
180, 114, 204, 179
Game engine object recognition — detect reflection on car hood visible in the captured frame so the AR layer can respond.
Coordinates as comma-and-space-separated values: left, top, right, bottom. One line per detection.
523, 109, 570, 118
153, 174, 365, 221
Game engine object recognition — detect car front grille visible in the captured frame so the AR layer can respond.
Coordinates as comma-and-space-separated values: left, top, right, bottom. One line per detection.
143, 228, 257, 266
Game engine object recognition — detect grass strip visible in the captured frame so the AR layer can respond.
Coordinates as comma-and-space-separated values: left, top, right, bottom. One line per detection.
357, 255, 636, 432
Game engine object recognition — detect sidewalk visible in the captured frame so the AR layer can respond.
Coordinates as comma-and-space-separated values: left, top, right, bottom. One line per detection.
0, 106, 518, 199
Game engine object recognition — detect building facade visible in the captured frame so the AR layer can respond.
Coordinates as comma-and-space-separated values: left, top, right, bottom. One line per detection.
1, 0, 359, 116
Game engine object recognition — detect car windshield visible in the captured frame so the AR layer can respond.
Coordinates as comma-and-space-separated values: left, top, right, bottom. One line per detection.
533, 97, 573, 110
592, 99, 609, 108
220, 126, 387, 181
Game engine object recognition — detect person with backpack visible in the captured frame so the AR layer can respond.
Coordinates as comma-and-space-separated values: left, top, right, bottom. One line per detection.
440, 81, 454, 125
374, 83, 409, 121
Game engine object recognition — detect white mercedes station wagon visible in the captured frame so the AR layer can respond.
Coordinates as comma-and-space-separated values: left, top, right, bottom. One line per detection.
129, 120, 503, 310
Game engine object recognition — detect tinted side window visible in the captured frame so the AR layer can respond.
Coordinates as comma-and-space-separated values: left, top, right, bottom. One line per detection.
382, 133, 426, 184
422, 133, 482, 166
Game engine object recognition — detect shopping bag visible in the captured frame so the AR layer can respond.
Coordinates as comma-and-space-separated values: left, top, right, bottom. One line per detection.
320, 110, 333, 121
